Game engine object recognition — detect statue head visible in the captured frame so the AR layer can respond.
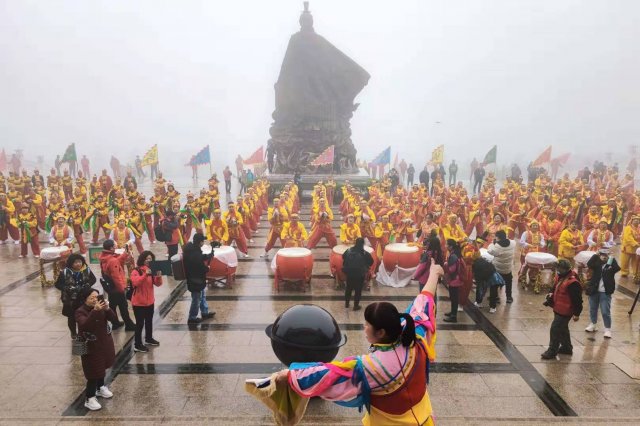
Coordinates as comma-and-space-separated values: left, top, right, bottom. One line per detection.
299, 2, 314, 32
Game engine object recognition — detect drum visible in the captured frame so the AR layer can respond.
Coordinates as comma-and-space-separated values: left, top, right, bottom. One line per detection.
524, 252, 558, 292
206, 245, 238, 287
382, 243, 421, 272
39, 246, 72, 287
274, 247, 314, 291
574, 251, 596, 285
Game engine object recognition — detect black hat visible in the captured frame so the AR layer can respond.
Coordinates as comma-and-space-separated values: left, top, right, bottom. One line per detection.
193, 233, 206, 245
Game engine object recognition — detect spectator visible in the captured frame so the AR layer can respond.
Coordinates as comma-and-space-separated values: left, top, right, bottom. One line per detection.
584, 248, 620, 338
413, 236, 444, 292
184, 233, 215, 324
473, 166, 485, 194
488, 230, 515, 306
135, 155, 145, 179
130, 251, 163, 352
55, 253, 97, 339
541, 260, 583, 359
81, 155, 90, 177
223, 166, 233, 193
443, 239, 464, 323
99, 239, 135, 331
246, 169, 255, 188
448, 160, 458, 185
239, 170, 247, 194
418, 165, 429, 188
406, 163, 415, 186
54, 155, 61, 175
342, 237, 374, 311
75, 287, 117, 411
472, 255, 496, 308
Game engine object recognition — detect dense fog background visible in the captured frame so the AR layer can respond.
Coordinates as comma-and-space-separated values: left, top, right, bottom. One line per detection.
1, 0, 638, 177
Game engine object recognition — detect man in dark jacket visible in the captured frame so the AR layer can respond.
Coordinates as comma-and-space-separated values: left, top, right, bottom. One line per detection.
541, 260, 583, 359
406, 164, 415, 186
342, 238, 374, 311
99, 239, 135, 331
473, 166, 485, 194
162, 209, 180, 259
584, 248, 620, 338
418, 165, 429, 189
184, 233, 214, 324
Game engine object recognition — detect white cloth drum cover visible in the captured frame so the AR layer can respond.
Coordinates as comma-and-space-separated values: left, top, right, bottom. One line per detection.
376, 265, 417, 288
40, 246, 69, 260
575, 251, 597, 266
525, 252, 558, 266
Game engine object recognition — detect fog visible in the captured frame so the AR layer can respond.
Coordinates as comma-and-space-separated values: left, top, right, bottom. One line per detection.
1, 0, 639, 176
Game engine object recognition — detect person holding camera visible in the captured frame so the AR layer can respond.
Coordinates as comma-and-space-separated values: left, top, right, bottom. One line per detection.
99, 239, 135, 331
130, 251, 163, 352
342, 237, 374, 311
584, 248, 620, 338
541, 259, 583, 360
487, 230, 515, 305
55, 253, 97, 339
75, 287, 117, 411
184, 233, 215, 324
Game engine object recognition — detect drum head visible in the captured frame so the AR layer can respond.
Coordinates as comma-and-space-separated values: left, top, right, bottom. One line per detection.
575, 251, 596, 265
364, 245, 374, 254
202, 245, 213, 255
332, 245, 349, 255
279, 247, 312, 258
385, 243, 418, 254
215, 245, 235, 255
525, 252, 558, 265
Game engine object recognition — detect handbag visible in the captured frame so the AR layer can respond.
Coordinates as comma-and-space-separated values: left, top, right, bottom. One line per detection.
72, 332, 97, 356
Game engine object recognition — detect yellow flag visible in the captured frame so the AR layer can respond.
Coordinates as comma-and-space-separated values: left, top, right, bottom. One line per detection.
141, 145, 158, 166
431, 145, 444, 164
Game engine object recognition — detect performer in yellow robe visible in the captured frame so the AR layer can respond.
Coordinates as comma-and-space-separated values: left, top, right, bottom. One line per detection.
280, 214, 308, 247
620, 216, 640, 277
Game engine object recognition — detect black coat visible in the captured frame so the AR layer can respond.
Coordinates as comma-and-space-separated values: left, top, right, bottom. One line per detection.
183, 242, 210, 292
587, 255, 620, 295
419, 170, 429, 185
55, 267, 97, 317
342, 247, 374, 279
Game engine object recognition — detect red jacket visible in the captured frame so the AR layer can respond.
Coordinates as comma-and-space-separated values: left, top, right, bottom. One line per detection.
99, 250, 130, 293
130, 265, 163, 306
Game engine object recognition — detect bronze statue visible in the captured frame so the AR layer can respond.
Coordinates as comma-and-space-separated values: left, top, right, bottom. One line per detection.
269, 2, 370, 174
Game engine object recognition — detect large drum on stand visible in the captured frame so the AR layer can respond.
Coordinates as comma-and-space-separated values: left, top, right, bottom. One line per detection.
377, 243, 421, 288
524, 252, 558, 293
271, 247, 314, 292
330, 244, 377, 290
204, 245, 238, 288
574, 251, 596, 286
39, 246, 71, 287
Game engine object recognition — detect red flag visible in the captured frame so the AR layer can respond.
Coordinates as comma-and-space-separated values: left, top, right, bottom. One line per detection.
551, 153, 570, 166
532, 146, 552, 167
309, 145, 335, 166
243, 146, 264, 165
0, 149, 6, 172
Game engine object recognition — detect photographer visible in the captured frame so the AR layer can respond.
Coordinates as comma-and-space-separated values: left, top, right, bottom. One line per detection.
184, 233, 215, 324
99, 239, 135, 331
487, 230, 515, 305
584, 248, 620, 338
541, 260, 583, 360
55, 253, 97, 339
161, 209, 180, 259
130, 251, 163, 353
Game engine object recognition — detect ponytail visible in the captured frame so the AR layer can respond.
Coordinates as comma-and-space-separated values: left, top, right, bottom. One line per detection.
399, 313, 416, 347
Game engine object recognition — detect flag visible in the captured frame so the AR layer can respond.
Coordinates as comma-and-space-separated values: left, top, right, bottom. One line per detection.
393, 152, 398, 169
309, 145, 334, 166
482, 145, 497, 165
244, 146, 264, 165
0, 149, 6, 172
532, 146, 552, 167
141, 145, 158, 167
551, 153, 570, 166
370, 147, 391, 165
189, 145, 211, 166
61, 143, 77, 163
431, 145, 444, 164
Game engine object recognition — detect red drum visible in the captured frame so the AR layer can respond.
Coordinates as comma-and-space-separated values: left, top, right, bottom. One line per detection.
204, 245, 238, 288
574, 251, 596, 286
382, 243, 421, 273
330, 245, 377, 286
274, 247, 314, 291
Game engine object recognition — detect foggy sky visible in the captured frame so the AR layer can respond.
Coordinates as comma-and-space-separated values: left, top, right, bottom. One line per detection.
1, 0, 639, 175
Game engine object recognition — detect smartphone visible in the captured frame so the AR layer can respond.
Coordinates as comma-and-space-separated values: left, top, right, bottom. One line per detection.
97, 294, 105, 303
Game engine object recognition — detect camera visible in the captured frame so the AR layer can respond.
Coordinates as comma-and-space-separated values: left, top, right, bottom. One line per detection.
211, 241, 222, 248
543, 294, 554, 308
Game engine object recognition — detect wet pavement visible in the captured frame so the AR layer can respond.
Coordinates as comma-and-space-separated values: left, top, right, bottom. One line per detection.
1, 179, 640, 424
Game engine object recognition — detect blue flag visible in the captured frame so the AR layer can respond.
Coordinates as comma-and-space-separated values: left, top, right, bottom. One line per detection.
189, 145, 211, 166
371, 147, 391, 165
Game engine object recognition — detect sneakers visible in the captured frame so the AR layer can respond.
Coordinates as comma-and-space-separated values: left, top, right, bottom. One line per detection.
585, 323, 597, 332
558, 347, 573, 355
506, 297, 513, 304
18, 255, 24, 259
604, 328, 612, 339
457, 306, 463, 312
473, 302, 483, 308
353, 305, 361, 312
242, 253, 250, 258
96, 386, 113, 398
202, 312, 216, 319
259, 252, 269, 258
489, 308, 497, 314
145, 338, 160, 346
187, 318, 202, 324
133, 344, 149, 353
84, 397, 102, 411
443, 316, 457, 323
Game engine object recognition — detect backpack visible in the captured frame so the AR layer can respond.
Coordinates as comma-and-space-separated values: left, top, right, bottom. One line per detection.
100, 269, 116, 294
342, 249, 367, 278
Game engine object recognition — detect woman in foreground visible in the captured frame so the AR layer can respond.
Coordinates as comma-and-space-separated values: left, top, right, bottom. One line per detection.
273, 259, 443, 425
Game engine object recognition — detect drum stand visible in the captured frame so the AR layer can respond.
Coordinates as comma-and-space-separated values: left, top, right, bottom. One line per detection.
39, 258, 62, 287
